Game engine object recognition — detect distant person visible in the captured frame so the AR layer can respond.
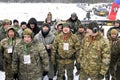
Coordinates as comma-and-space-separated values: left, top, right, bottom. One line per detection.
86, 11, 91, 20
66, 12, 81, 33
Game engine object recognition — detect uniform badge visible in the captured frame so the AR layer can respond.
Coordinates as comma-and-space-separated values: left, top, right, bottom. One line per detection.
24, 55, 31, 64
8, 46, 13, 53
63, 43, 69, 50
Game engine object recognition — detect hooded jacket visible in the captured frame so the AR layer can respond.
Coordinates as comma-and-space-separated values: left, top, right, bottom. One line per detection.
27, 18, 40, 36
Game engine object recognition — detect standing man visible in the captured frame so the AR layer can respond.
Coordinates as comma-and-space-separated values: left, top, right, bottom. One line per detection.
66, 12, 81, 33
0, 19, 11, 71
12, 28, 49, 80
51, 23, 80, 80
105, 29, 119, 80
77, 21, 110, 80
0, 27, 20, 80
34, 23, 55, 80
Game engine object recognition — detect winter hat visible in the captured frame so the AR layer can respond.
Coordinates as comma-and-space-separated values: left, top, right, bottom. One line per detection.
42, 23, 50, 29
21, 21, 27, 26
13, 19, 19, 23
63, 23, 71, 28
115, 19, 120, 24
110, 29, 118, 35
71, 12, 77, 18
3, 19, 11, 25
23, 28, 33, 36
87, 21, 99, 30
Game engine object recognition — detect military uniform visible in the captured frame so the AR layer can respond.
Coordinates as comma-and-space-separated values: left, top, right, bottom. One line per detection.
66, 13, 81, 33
77, 22, 110, 80
52, 32, 80, 80
0, 27, 20, 80
12, 28, 49, 80
0, 19, 11, 71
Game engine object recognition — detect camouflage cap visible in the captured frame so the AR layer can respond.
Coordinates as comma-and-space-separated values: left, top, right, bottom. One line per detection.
3, 19, 11, 25
110, 29, 118, 35
7, 27, 16, 32
63, 23, 70, 28
115, 19, 120, 24
23, 28, 33, 36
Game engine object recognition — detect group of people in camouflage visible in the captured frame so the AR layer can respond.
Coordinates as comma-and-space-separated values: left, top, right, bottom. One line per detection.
0, 12, 119, 80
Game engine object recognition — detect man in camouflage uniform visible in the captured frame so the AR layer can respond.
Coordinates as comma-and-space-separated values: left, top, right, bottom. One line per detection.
66, 12, 81, 33
105, 29, 119, 80
75, 24, 86, 45
107, 19, 120, 40
51, 23, 80, 80
77, 21, 110, 80
0, 19, 11, 71
12, 28, 49, 80
34, 23, 55, 80
54, 21, 64, 36
0, 27, 20, 80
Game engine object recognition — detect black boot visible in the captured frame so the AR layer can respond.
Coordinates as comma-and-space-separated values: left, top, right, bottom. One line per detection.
49, 78, 53, 80
63, 75, 66, 80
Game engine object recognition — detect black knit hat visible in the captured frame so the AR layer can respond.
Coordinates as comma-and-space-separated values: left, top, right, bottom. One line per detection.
13, 19, 19, 23
21, 21, 27, 26
87, 21, 99, 30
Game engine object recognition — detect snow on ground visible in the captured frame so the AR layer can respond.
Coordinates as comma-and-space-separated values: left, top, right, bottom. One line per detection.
0, 2, 113, 80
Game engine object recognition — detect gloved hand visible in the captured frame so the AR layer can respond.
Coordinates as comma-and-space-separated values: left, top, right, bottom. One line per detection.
75, 63, 80, 76
13, 73, 18, 79
42, 71, 48, 76
98, 74, 104, 79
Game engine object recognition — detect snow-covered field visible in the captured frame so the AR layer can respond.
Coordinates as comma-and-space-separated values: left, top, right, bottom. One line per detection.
0, 2, 113, 80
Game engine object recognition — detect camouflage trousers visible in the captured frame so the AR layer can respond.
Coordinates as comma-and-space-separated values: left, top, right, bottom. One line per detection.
79, 69, 102, 80
56, 62, 74, 80
4, 64, 13, 80
116, 65, 120, 80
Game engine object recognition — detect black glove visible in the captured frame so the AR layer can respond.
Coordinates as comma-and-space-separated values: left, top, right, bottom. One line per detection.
75, 63, 80, 75
75, 63, 80, 70
42, 71, 48, 76
13, 73, 18, 79
98, 74, 104, 79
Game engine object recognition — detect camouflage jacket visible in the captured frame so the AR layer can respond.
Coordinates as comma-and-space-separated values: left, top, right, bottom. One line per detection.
0, 37, 21, 67
77, 33, 110, 76
52, 32, 80, 64
66, 19, 81, 33
12, 40, 49, 80
75, 32, 85, 45
0, 27, 7, 41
